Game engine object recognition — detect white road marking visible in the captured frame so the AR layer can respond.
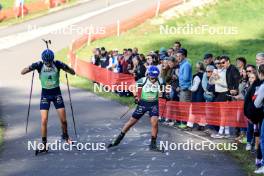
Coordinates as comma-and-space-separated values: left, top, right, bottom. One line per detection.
200, 170, 206, 176
176, 170, 182, 175
118, 157, 124, 161
169, 125, 216, 144
130, 152, 136, 156
0, 0, 136, 50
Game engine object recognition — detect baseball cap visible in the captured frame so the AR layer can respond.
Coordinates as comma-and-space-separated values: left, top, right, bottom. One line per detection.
204, 53, 213, 60
176, 48, 187, 56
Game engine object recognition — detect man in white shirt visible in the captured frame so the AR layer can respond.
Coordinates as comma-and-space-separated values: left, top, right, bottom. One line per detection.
209, 60, 230, 139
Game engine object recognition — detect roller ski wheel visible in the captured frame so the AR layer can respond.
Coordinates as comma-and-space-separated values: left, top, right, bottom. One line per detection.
149, 144, 164, 153
107, 133, 125, 149
35, 147, 49, 156
107, 142, 118, 149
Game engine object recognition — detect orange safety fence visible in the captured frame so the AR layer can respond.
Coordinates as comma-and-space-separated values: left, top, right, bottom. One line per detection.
69, 0, 184, 53
66, 0, 249, 128
69, 55, 248, 128
159, 99, 247, 128
0, 0, 66, 21
68, 52, 136, 89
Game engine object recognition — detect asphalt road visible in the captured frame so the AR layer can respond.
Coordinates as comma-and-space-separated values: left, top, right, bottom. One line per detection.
0, 0, 246, 175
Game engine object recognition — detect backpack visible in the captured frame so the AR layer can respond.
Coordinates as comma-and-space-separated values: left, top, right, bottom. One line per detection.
141, 77, 161, 88
244, 80, 264, 124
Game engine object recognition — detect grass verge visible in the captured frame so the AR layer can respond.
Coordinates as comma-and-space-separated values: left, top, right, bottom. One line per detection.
56, 1, 264, 174
227, 143, 258, 176
57, 48, 135, 107
56, 0, 264, 105
1, 0, 39, 9
0, 0, 78, 27
75, 0, 264, 65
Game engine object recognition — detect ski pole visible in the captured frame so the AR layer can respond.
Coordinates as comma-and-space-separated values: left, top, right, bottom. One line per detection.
160, 98, 168, 118
65, 73, 78, 139
120, 107, 132, 119
160, 84, 169, 118
42, 39, 51, 49
26, 71, 35, 134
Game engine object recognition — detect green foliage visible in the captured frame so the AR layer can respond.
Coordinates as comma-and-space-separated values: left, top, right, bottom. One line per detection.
56, 1, 264, 174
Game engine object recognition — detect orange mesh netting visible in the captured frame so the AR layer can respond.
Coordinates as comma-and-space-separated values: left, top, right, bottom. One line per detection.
69, 56, 248, 128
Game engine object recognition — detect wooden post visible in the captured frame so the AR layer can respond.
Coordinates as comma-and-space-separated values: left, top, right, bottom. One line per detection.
155, 0, 160, 17
21, 0, 24, 19
117, 20, 120, 37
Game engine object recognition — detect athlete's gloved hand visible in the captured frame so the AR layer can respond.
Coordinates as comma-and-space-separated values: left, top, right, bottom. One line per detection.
165, 94, 171, 101
134, 95, 139, 104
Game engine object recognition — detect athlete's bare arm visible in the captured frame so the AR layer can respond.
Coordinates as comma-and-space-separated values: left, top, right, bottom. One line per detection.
131, 83, 138, 97
62, 64, 75, 75
21, 66, 32, 75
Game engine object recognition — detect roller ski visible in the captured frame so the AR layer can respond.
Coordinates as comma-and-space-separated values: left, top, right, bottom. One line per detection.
35, 140, 49, 156
149, 139, 164, 153
35, 147, 49, 156
107, 132, 125, 149
61, 133, 80, 151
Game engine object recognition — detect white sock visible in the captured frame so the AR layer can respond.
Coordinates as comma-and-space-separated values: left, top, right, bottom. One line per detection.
187, 122, 193, 128
218, 126, 224, 134
224, 126, 230, 135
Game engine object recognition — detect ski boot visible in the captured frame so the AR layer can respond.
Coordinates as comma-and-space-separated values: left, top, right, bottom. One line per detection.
62, 133, 74, 145
149, 137, 164, 153
35, 139, 48, 156
107, 132, 125, 148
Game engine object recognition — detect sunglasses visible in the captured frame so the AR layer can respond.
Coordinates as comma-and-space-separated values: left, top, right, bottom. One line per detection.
246, 70, 252, 73
44, 61, 52, 65
220, 61, 226, 64
149, 77, 157, 81
206, 71, 213, 73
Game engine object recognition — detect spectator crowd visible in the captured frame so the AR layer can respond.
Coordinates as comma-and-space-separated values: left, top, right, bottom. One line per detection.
91, 41, 264, 174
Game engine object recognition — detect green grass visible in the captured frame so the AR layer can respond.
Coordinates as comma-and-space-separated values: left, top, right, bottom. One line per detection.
56, 0, 264, 106
227, 144, 258, 176
0, 0, 39, 9
75, 0, 264, 65
57, 48, 135, 107
0, 0, 78, 27
0, 9, 48, 27
56, 0, 264, 174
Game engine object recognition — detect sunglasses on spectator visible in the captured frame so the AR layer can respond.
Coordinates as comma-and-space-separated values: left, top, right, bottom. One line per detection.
220, 61, 226, 64
246, 70, 253, 73
206, 71, 213, 73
